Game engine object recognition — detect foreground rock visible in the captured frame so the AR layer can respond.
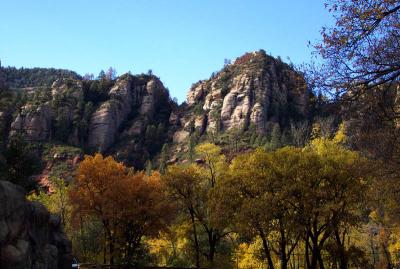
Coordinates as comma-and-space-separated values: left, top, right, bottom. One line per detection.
0, 180, 72, 269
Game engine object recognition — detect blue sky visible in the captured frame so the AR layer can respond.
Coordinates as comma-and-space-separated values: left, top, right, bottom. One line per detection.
0, 0, 332, 102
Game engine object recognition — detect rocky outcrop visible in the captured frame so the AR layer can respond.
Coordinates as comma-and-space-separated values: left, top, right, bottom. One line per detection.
0, 180, 72, 269
10, 103, 52, 141
88, 75, 171, 152
10, 78, 84, 142
180, 50, 309, 135
51, 78, 83, 100
87, 77, 133, 152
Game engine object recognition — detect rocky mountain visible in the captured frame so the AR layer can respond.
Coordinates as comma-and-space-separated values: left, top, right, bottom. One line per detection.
0, 50, 312, 172
170, 51, 309, 144
0, 52, 313, 269
0, 180, 71, 269
2, 72, 173, 170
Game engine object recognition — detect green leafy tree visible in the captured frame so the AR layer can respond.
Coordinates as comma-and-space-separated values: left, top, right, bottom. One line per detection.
28, 177, 69, 226
97, 70, 106, 80
0, 134, 41, 191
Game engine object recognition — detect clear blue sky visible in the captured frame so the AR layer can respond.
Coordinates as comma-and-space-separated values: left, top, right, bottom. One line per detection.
0, 0, 332, 102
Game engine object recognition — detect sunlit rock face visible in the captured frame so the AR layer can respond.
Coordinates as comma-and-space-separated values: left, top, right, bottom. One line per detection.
10, 103, 52, 141
180, 50, 309, 135
10, 78, 84, 143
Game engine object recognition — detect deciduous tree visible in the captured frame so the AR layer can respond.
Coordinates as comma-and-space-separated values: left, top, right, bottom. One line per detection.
312, 0, 400, 98
69, 154, 171, 264
164, 143, 230, 267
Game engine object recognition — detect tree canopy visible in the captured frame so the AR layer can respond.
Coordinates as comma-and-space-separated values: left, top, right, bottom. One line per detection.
312, 0, 400, 97
69, 153, 172, 264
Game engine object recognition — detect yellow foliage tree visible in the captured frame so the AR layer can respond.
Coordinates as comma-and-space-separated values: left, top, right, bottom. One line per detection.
163, 143, 230, 267
69, 153, 172, 264
214, 129, 370, 269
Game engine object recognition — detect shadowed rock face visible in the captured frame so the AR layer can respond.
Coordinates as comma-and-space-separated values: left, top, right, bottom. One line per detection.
180, 50, 309, 135
0, 180, 72, 269
87, 75, 171, 152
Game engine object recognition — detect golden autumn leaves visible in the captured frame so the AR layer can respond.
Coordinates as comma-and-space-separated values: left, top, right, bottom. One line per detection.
67, 129, 372, 268
69, 154, 173, 264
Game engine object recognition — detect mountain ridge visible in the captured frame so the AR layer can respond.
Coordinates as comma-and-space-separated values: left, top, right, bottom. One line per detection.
0, 50, 314, 172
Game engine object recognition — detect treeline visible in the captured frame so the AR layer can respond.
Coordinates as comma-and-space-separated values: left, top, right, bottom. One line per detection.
0, 66, 81, 89
27, 123, 399, 269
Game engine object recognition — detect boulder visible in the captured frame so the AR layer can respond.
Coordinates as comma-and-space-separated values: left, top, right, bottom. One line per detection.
0, 180, 72, 269
173, 130, 190, 143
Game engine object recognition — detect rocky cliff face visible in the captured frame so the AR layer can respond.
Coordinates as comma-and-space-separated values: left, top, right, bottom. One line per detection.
171, 50, 309, 143
3, 51, 310, 168
0, 180, 72, 269
88, 74, 171, 152
10, 104, 53, 141
6, 74, 173, 168
10, 78, 84, 143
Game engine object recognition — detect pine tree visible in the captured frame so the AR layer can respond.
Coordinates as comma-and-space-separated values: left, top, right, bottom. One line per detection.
188, 135, 196, 163
98, 70, 106, 80
270, 123, 281, 149
159, 144, 168, 174
250, 133, 257, 147
145, 160, 153, 176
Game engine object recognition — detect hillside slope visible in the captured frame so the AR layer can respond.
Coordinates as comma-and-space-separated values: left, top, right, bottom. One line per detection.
0, 50, 312, 174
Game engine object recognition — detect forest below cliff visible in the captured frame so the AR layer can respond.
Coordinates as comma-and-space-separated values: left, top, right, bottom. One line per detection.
0, 0, 400, 269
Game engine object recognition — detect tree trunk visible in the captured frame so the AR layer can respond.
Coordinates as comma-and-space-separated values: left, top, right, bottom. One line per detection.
207, 230, 217, 262
104, 224, 114, 265
103, 232, 107, 264
310, 237, 318, 269
109, 238, 115, 265
304, 236, 311, 269
259, 228, 275, 269
382, 243, 393, 269
316, 247, 325, 269
190, 209, 201, 268
370, 238, 376, 268
334, 229, 348, 269
279, 222, 288, 269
